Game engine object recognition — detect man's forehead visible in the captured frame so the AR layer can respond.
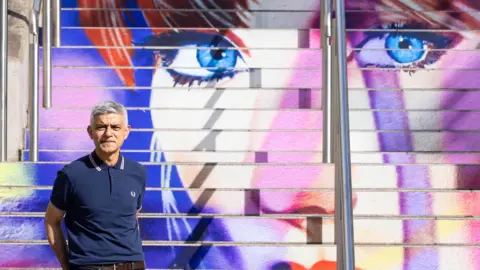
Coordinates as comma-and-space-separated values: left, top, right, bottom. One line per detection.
93, 113, 124, 124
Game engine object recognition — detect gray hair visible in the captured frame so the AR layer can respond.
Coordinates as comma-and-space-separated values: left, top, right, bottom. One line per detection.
90, 100, 128, 126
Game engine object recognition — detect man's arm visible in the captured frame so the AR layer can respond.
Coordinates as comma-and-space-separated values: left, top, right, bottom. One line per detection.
136, 165, 147, 232
136, 209, 141, 233
45, 203, 69, 270
45, 170, 72, 270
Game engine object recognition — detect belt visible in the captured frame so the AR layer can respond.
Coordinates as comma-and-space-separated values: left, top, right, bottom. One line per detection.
79, 261, 145, 270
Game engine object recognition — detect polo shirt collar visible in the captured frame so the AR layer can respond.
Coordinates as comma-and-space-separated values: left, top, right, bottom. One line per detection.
89, 150, 125, 171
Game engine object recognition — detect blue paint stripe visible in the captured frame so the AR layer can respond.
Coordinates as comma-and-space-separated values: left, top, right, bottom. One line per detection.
0, 244, 243, 269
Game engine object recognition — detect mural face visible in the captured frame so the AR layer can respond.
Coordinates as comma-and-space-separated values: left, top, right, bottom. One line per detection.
1, 0, 480, 269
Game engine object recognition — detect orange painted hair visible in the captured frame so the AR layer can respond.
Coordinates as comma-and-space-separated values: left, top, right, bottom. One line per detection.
77, 0, 255, 87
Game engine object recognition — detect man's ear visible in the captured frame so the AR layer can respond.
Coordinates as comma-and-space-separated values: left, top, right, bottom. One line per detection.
87, 126, 93, 139
124, 125, 131, 139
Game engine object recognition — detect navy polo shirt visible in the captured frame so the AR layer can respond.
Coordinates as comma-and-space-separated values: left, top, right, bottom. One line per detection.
49, 151, 146, 265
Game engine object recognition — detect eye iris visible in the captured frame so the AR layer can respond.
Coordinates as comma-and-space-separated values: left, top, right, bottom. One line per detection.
386, 35, 425, 64
196, 46, 238, 72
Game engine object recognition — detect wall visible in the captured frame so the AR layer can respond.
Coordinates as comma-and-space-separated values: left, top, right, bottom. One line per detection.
3, 0, 32, 161
1, 0, 480, 269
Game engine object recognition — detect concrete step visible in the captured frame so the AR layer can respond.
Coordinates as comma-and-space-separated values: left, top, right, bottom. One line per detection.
23, 87, 480, 110
58, 11, 315, 29
2, 244, 476, 269
42, 47, 476, 70
3, 162, 473, 188
21, 149, 480, 163
2, 186, 479, 216
60, 0, 314, 10
36, 66, 477, 89
2, 216, 479, 244
48, 48, 326, 69
23, 129, 480, 152
29, 108, 480, 130
44, 28, 313, 48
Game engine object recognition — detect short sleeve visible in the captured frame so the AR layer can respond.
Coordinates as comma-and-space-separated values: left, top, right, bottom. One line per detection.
50, 170, 72, 212
137, 166, 147, 211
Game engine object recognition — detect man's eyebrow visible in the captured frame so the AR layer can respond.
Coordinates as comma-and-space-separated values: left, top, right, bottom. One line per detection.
95, 123, 121, 126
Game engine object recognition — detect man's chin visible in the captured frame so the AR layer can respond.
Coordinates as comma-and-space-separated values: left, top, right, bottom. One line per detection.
97, 145, 119, 154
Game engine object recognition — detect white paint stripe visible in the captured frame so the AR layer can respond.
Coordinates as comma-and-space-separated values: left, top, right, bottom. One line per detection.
88, 153, 101, 171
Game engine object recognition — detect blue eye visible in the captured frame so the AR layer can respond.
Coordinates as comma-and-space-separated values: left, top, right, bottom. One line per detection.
385, 35, 425, 64
143, 31, 248, 87
355, 23, 456, 69
197, 47, 239, 72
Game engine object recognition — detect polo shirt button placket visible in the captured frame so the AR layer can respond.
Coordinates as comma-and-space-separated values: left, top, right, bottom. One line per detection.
108, 167, 114, 196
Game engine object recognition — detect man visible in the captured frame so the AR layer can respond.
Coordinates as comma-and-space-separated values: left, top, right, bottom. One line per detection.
44, 100, 147, 270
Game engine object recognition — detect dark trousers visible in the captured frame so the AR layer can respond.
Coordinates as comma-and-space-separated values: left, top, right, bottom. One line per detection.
70, 261, 145, 270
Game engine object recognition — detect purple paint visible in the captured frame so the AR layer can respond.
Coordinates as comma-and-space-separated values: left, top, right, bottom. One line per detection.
255, 152, 269, 163
298, 88, 312, 109
363, 71, 438, 270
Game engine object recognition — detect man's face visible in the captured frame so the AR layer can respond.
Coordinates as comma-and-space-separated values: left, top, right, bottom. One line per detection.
87, 113, 130, 155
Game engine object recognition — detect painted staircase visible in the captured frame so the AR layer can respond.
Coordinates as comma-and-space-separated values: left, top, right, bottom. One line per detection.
1, 1, 479, 269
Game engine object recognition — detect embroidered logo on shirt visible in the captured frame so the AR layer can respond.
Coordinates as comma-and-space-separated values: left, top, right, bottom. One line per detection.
131, 191, 136, 197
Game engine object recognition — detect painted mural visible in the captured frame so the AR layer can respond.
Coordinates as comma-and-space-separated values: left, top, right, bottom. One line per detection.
1, 0, 480, 269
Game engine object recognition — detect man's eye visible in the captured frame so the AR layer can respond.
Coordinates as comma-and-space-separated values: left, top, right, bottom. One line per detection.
354, 23, 456, 70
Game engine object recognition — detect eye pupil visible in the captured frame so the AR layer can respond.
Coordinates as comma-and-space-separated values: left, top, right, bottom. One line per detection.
399, 39, 411, 49
211, 49, 226, 60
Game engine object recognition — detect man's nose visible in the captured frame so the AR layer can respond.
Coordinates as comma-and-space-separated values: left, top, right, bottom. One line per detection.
250, 165, 358, 215
104, 126, 113, 136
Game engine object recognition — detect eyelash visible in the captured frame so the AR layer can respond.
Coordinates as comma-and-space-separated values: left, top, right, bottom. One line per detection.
355, 21, 458, 72
150, 31, 249, 87
167, 67, 239, 87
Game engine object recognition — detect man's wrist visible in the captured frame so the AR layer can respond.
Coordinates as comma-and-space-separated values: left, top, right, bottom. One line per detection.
61, 262, 69, 270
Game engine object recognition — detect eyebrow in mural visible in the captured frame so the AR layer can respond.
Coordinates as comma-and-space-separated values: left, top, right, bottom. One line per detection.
78, 0, 256, 87
346, 0, 479, 30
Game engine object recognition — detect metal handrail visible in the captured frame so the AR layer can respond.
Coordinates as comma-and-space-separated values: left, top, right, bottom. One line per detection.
28, 0, 59, 161
28, 0, 42, 162
52, 0, 61, 47
42, 0, 52, 108
321, 0, 334, 163
0, 0, 7, 161
332, 0, 356, 269
322, 1, 355, 267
